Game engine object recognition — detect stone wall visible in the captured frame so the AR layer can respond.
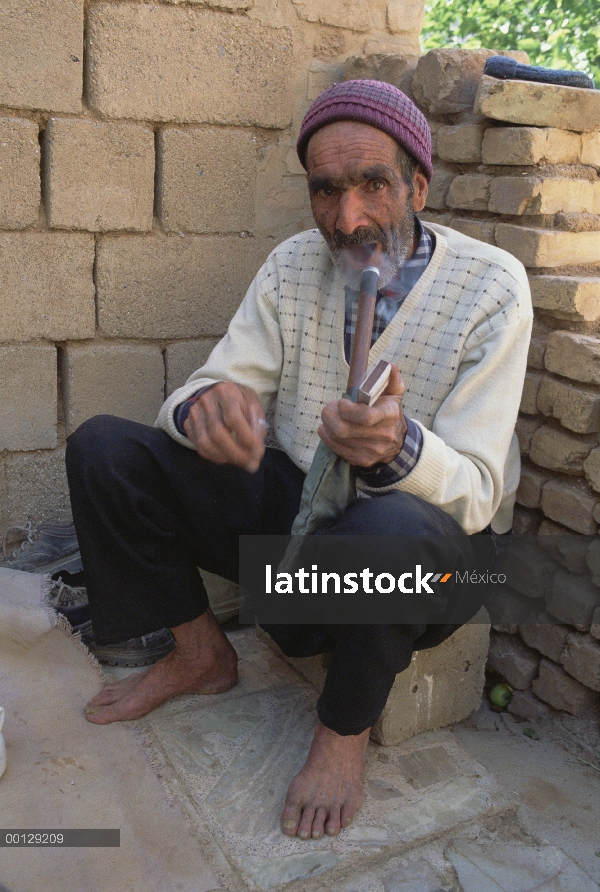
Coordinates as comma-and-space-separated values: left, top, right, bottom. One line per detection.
0, 0, 425, 531
354, 47, 600, 717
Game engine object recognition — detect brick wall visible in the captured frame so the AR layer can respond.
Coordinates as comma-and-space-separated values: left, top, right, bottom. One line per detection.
361, 47, 599, 716
0, 0, 424, 529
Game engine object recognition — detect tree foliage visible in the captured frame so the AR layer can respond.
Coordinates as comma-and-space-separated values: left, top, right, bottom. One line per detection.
421, 0, 600, 86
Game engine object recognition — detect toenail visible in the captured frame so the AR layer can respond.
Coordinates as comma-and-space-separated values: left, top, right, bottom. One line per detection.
282, 820, 297, 830
84, 706, 100, 715
326, 827, 337, 836
298, 830, 310, 840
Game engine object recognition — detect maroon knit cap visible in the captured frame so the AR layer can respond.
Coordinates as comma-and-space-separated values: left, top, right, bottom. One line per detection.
297, 79, 433, 182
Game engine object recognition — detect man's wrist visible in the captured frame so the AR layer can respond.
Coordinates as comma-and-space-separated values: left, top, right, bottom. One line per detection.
355, 417, 423, 487
174, 385, 215, 436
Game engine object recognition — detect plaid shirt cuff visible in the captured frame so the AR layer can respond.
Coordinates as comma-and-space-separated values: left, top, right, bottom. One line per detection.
355, 417, 423, 487
174, 385, 215, 436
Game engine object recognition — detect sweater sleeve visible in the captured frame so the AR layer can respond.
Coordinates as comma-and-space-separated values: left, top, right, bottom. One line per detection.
357, 276, 533, 535
155, 257, 284, 449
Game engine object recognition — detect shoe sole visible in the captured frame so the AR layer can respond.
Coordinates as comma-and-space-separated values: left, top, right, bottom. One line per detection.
33, 550, 83, 575
89, 640, 176, 668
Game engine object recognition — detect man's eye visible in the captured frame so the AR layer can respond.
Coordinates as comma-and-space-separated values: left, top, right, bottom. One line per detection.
318, 187, 334, 197
370, 180, 385, 191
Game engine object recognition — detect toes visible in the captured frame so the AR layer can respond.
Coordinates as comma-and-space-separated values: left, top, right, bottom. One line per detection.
87, 687, 120, 707
297, 806, 316, 841
340, 801, 358, 829
325, 807, 341, 837
311, 806, 328, 840
280, 801, 301, 837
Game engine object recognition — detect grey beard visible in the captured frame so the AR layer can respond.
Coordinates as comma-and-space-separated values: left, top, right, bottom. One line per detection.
324, 212, 416, 290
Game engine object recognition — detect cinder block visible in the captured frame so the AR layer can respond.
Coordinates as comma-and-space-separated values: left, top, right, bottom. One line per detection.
413, 49, 528, 116
515, 415, 544, 455
580, 132, 600, 167
264, 611, 490, 745
500, 541, 556, 600
447, 175, 491, 212
0, 0, 82, 113
584, 447, 600, 493
475, 75, 600, 132
45, 119, 154, 232
545, 330, 600, 385
425, 164, 455, 210
96, 234, 273, 339
541, 478, 599, 535
561, 632, 600, 692
290, 0, 371, 29
87, 4, 292, 127
0, 118, 40, 228
528, 318, 551, 370
165, 338, 220, 396
0, 232, 95, 343
495, 225, 600, 268
61, 343, 165, 434
537, 375, 600, 434
5, 447, 71, 526
530, 424, 596, 475
487, 631, 540, 689
489, 177, 594, 216
449, 218, 496, 245
520, 370, 543, 415
482, 127, 582, 166
516, 464, 549, 508
545, 569, 600, 627
532, 658, 599, 716
158, 128, 256, 233
519, 623, 570, 664
437, 123, 485, 163
386, 0, 425, 36
529, 275, 600, 322
0, 345, 57, 451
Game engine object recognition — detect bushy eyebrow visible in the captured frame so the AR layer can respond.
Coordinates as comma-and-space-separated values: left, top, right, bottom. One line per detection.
308, 163, 399, 193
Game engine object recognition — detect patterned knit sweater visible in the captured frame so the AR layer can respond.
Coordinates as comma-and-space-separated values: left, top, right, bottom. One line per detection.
156, 224, 533, 535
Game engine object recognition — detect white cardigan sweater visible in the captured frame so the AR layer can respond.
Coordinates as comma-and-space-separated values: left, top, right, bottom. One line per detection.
156, 224, 533, 535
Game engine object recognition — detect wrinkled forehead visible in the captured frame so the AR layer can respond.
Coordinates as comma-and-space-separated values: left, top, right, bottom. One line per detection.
305, 120, 401, 176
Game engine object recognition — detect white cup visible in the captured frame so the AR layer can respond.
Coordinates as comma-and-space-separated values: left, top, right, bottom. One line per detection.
0, 707, 6, 778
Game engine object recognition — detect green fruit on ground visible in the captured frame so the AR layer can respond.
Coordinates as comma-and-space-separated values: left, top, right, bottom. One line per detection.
489, 683, 512, 709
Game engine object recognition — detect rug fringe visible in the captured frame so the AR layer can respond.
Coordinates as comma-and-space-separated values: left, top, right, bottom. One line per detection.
42, 573, 106, 683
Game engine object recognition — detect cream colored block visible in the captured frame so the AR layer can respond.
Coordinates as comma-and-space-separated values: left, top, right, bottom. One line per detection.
5, 448, 72, 526
290, 0, 371, 31
581, 132, 600, 167
529, 275, 600, 322
583, 448, 600, 493
87, 4, 293, 127
447, 175, 491, 212
165, 339, 220, 395
537, 375, 600, 434
386, 0, 424, 35
515, 415, 544, 455
516, 464, 549, 508
425, 164, 455, 210
61, 343, 165, 434
0, 345, 57, 451
489, 177, 594, 216
475, 75, 600, 132
0, 232, 95, 343
0, 0, 83, 113
158, 128, 256, 233
495, 225, 600, 268
540, 478, 599, 535
437, 123, 485, 163
45, 119, 154, 232
97, 234, 273, 339
528, 317, 551, 370
482, 126, 582, 166
449, 218, 495, 245
0, 118, 40, 229
529, 424, 596, 475
545, 330, 600, 385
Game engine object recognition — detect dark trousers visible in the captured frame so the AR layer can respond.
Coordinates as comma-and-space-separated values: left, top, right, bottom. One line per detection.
66, 415, 476, 736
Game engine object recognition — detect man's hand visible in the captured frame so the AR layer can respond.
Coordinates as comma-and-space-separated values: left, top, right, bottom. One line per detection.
183, 381, 266, 473
318, 364, 407, 467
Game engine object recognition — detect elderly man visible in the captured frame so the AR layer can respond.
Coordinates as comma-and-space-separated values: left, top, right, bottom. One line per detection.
66, 80, 532, 841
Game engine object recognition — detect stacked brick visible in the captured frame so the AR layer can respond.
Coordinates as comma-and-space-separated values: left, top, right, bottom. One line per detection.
351, 47, 600, 719
0, 0, 424, 529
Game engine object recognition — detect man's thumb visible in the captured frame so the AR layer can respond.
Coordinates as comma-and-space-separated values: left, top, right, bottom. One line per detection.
383, 363, 405, 397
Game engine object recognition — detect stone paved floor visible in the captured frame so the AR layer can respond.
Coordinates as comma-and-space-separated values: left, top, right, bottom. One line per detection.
109, 627, 600, 892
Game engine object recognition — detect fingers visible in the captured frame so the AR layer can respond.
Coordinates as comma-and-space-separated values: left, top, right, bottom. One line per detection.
184, 382, 266, 472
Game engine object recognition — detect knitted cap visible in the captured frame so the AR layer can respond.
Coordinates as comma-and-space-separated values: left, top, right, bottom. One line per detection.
297, 79, 433, 182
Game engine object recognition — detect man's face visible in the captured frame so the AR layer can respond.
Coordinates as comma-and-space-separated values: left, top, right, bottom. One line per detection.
306, 121, 428, 288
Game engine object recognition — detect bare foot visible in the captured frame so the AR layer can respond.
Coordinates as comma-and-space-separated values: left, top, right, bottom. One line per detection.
280, 721, 369, 839
84, 609, 237, 724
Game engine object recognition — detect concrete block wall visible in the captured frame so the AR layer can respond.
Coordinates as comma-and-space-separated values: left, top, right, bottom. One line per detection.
353, 47, 600, 718
0, 0, 424, 531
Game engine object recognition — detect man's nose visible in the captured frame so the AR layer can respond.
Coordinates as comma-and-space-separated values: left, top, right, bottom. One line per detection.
335, 190, 370, 234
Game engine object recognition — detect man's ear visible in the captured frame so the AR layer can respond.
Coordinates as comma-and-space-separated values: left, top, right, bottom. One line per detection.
411, 167, 428, 213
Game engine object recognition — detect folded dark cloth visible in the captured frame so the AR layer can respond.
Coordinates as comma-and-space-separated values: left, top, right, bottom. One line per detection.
484, 55, 595, 90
